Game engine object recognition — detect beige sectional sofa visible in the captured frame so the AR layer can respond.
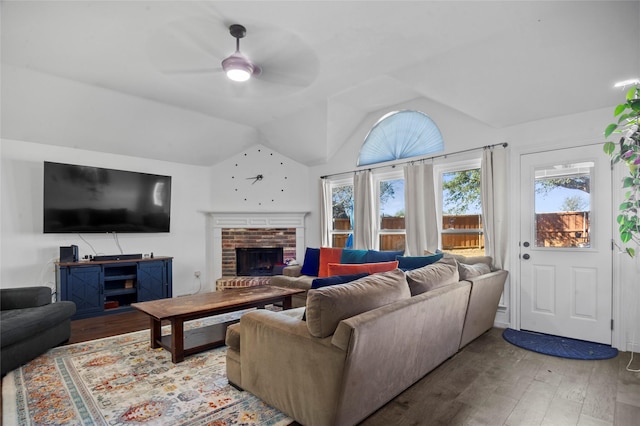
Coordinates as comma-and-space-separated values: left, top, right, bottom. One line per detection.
226, 257, 508, 426
269, 264, 310, 308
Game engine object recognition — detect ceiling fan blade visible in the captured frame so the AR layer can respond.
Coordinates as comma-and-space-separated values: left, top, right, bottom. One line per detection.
147, 16, 231, 74
247, 29, 319, 88
165, 16, 230, 60
163, 66, 223, 75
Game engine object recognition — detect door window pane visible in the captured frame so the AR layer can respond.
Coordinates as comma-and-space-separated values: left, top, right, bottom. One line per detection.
534, 162, 593, 248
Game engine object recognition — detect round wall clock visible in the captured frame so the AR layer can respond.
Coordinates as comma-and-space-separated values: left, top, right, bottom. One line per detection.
230, 148, 288, 206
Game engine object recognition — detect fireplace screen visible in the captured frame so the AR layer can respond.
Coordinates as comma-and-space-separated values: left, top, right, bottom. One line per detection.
236, 247, 284, 276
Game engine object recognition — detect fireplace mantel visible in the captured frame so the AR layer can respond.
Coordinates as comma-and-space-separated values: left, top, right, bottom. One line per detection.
206, 212, 309, 290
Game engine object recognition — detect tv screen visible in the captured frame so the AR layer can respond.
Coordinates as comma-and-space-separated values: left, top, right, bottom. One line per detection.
43, 162, 172, 233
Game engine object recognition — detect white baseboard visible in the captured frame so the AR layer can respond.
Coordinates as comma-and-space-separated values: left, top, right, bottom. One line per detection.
626, 340, 640, 353
494, 306, 509, 329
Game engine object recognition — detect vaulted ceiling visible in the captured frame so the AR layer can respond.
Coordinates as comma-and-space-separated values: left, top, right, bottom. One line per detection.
2, 1, 639, 166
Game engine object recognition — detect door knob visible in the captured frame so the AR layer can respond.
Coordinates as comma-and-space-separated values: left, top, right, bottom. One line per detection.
523, 242, 530, 247
522, 254, 530, 260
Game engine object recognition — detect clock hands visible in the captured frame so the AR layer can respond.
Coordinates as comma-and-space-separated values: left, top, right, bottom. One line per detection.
246, 174, 263, 184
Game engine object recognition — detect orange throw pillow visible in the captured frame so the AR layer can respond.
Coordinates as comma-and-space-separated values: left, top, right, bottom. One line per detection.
327, 261, 399, 277
318, 247, 344, 277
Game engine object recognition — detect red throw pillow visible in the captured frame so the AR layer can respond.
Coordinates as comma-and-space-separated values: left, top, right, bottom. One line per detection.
318, 247, 344, 277
327, 261, 399, 276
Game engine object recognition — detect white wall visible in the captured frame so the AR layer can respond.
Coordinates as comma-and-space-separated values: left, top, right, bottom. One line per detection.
208, 143, 311, 213
1, 139, 211, 297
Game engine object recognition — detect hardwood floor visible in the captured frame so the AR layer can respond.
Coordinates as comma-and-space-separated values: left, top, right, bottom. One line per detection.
361, 328, 640, 426
67, 309, 159, 344
5, 312, 640, 425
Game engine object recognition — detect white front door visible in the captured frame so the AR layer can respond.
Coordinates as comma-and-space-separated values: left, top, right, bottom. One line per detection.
520, 144, 612, 344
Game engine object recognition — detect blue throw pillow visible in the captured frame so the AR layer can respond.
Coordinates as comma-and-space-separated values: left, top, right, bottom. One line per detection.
396, 252, 444, 271
300, 248, 321, 276
311, 272, 369, 289
340, 249, 369, 264
365, 249, 404, 263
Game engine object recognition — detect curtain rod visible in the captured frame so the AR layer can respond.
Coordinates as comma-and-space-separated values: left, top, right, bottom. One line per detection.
320, 142, 508, 179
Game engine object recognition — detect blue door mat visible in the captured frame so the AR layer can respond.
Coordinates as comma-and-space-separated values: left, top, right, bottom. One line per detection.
502, 328, 618, 360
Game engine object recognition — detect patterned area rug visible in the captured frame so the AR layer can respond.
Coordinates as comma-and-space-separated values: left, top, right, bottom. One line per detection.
2, 311, 292, 425
502, 328, 618, 360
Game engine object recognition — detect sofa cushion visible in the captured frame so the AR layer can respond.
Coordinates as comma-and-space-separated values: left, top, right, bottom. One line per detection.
340, 249, 368, 264
301, 273, 369, 321
365, 249, 404, 263
405, 257, 460, 296
444, 253, 493, 277
300, 247, 321, 276
0, 301, 76, 348
305, 268, 410, 338
444, 253, 493, 267
0, 286, 52, 310
458, 262, 492, 280
395, 252, 444, 271
311, 273, 369, 289
327, 261, 399, 276
318, 247, 344, 277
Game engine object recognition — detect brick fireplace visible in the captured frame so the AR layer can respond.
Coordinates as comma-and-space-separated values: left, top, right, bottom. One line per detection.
222, 228, 296, 276
207, 212, 308, 291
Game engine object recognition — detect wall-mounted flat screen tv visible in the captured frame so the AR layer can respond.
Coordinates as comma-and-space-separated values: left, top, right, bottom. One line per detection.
43, 161, 172, 233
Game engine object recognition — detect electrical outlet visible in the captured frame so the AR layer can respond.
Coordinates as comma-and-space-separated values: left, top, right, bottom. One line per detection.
194, 271, 201, 278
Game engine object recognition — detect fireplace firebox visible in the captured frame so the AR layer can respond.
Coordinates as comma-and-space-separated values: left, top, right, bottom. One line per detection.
236, 247, 284, 276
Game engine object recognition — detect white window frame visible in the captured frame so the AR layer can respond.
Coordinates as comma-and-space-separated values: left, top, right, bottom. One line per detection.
374, 169, 406, 251
434, 158, 482, 251
328, 177, 354, 248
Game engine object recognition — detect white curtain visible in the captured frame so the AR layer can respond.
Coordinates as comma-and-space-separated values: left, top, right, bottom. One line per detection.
404, 163, 438, 255
320, 178, 332, 247
481, 147, 508, 269
353, 170, 376, 249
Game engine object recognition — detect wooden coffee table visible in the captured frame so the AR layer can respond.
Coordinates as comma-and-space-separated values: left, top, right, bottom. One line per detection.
131, 285, 304, 363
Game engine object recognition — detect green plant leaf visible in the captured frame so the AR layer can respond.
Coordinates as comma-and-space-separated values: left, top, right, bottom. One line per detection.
627, 86, 637, 101
626, 247, 635, 257
617, 214, 625, 224
621, 231, 632, 243
623, 177, 634, 188
620, 202, 633, 210
604, 123, 618, 138
614, 103, 628, 116
629, 99, 640, 112
618, 113, 632, 124
603, 142, 616, 155
613, 104, 629, 117
612, 152, 622, 164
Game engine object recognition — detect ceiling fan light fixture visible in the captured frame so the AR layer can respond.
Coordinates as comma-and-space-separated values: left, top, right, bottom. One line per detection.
222, 51, 254, 82
221, 24, 256, 82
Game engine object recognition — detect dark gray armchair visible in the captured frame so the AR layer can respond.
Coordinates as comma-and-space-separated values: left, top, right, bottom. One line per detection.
1, 286, 76, 376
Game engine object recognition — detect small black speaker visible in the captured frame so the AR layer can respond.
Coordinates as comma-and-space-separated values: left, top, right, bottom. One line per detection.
60, 245, 78, 263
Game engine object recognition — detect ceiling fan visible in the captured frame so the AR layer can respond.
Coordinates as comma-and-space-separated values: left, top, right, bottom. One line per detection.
148, 17, 319, 97
221, 24, 260, 82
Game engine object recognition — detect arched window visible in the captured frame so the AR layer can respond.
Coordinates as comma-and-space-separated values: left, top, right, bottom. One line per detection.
357, 110, 444, 166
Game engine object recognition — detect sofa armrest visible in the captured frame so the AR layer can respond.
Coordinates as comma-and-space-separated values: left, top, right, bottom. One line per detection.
239, 309, 347, 426
459, 269, 509, 348
0, 286, 52, 310
282, 265, 303, 277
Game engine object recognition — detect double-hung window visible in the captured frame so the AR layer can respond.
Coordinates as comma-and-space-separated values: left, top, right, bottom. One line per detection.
437, 160, 483, 256
375, 171, 405, 251
330, 178, 354, 248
